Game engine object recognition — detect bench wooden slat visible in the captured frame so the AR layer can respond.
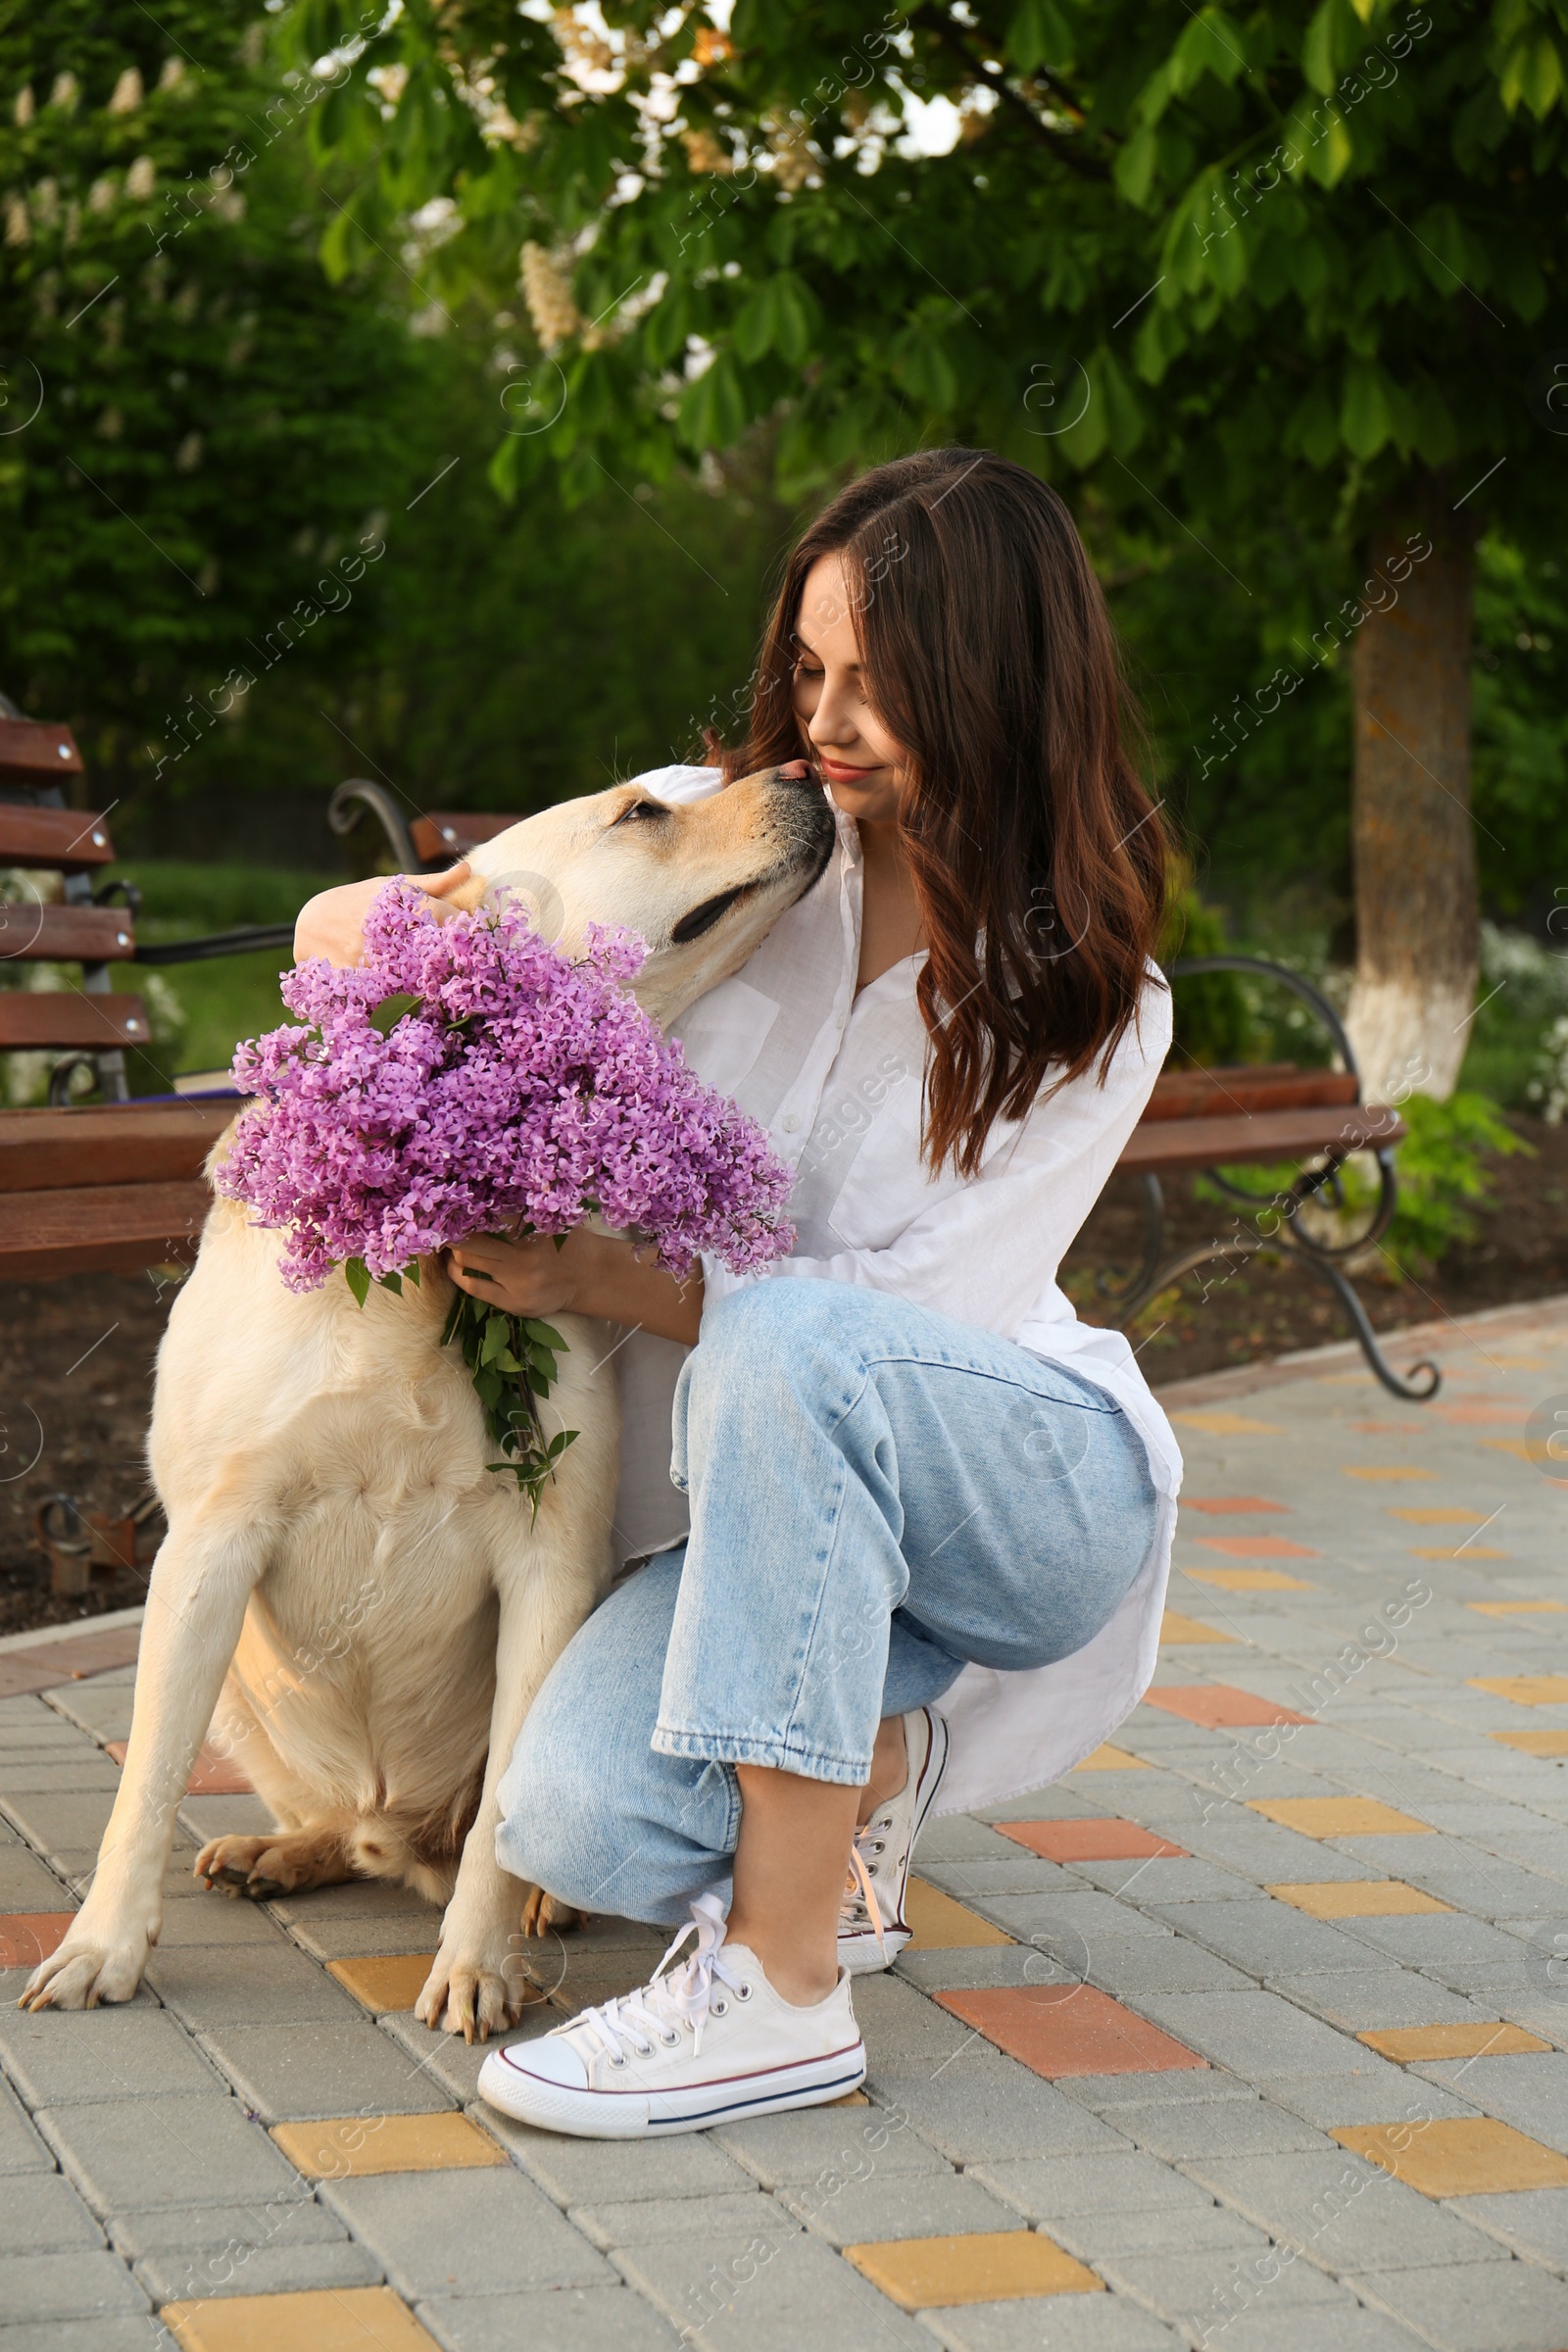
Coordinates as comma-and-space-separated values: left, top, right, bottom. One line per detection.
0, 993, 149, 1051
411, 812, 514, 861
1121, 1102, 1404, 1176
1145, 1066, 1359, 1121
0, 805, 117, 870
0, 719, 83, 788
0, 1103, 234, 1192
0, 903, 137, 962
0, 1179, 209, 1279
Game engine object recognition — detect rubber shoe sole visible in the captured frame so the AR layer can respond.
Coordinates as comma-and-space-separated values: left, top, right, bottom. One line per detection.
477, 2037, 866, 2139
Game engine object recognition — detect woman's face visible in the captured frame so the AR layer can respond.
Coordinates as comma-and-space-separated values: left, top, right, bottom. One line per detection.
791, 553, 910, 826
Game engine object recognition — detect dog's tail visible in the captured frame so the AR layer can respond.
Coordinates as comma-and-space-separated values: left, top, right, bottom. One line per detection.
346, 1766, 485, 1907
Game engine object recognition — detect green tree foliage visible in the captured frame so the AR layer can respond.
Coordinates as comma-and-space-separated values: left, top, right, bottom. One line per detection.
0, 0, 417, 790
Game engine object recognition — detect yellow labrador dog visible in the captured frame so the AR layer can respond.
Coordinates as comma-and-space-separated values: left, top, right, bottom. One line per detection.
24, 767, 833, 2038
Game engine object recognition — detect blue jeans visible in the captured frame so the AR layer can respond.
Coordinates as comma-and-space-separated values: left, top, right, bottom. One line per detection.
495, 1280, 1157, 1926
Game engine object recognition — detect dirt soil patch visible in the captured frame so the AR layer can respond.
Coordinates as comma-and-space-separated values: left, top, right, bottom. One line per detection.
3, 1116, 1565, 1634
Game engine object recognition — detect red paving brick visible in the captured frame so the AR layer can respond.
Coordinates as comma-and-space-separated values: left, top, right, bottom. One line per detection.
105, 1740, 252, 1795
0, 1626, 141, 1698
0, 1913, 75, 1968
1142, 1684, 1314, 1728
1181, 1496, 1287, 1515
937, 1984, 1207, 2077
1195, 1535, 1318, 1559
998, 1820, 1188, 1863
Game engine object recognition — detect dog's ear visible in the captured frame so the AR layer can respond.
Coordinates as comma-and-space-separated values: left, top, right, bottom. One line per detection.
438, 869, 490, 915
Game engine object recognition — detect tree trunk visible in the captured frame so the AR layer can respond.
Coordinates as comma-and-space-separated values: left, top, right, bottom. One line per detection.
1344, 500, 1478, 1103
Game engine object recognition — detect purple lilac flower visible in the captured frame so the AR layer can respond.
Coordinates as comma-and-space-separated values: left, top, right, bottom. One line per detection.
218, 884, 796, 1292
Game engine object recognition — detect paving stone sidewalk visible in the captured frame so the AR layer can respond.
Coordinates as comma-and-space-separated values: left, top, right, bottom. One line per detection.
4, 1297, 1568, 2352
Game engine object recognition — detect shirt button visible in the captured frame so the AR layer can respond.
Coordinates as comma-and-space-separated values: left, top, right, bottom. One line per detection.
781, 1113, 801, 1134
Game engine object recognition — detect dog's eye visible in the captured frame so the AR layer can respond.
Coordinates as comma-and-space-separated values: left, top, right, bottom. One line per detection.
612, 800, 667, 827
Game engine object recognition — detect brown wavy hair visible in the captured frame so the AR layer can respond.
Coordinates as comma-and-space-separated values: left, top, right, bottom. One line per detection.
709, 449, 1170, 1177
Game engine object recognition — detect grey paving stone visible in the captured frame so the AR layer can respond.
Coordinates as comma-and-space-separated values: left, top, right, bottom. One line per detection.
1452, 2186, 1568, 2269
777, 2169, 1016, 2249
918, 1856, 1082, 1898
1074, 1857, 1270, 1903
612, 2227, 928, 2349
1350, 2257, 1568, 2351
176, 1794, 273, 1844
0, 1791, 116, 1870
573, 2189, 799, 2249
0, 2172, 106, 2253
265, 1877, 447, 1927
869, 2048, 1132, 2164
1083, 1935, 1257, 1996
976, 1787, 1103, 1823
0, 2251, 149, 2324
0, 1720, 96, 1751
1200, 2312, 1436, 2352
150, 1894, 297, 1950
0, 2005, 224, 2106
916, 1818, 1030, 1862
319, 2167, 613, 2296
1, 1761, 123, 1793
1049, 2204, 1271, 2260
281, 1910, 446, 1960
1146, 1897, 1384, 1978
1412, 2052, 1568, 2154
0, 2327, 165, 2352
487, 2110, 756, 2204
1264, 1969, 1486, 2031
1343, 1913, 1539, 1969
980, 1891, 1175, 1943
1258, 2072, 1482, 2129
373, 2008, 555, 2110
0, 1843, 74, 1913
110, 2195, 346, 2256
920, 2295, 1184, 2352
1187, 2150, 1512, 2274
133, 2237, 386, 2301
971, 2150, 1222, 2222
143, 1940, 362, 2028
35, 2094, 305, 2214
0, 2076, 54, 2174
416, 2285, 683, 2351
1096, 2242, 1351, 2333
42, 1685, 135, 1736
192, 2016, 454, 2120
1059, 2067, 1259, 2112
1131, 1988, 1382, 2076
897, 1946, 1081, 1992
710, 2101, 952, 2188
852, 1971, 987, 2068
1112, 2097, 1334, 2161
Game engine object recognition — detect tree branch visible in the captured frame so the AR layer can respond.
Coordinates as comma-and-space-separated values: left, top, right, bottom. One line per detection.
908, 5, 1112, 181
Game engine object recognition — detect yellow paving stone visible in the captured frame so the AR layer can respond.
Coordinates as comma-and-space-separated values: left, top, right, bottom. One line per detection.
1468, 1600, 1566, 1616
1186, 1567, 1313, 1592
1160, 1610, 1238, 1644
1359, 2023, 1550, 2062
1248, 1798, 1433, 1838
162, 2287, 440, 2352
270, 2112, 507, 2179
326, 1954, 437, 2013
1489, 1355, 1549, 1369
1391, 1507, 1487, 1524
1482, 1439, 1532, 1458
1070, 1743, 1153, 1771
1492, 1729, 1568, 1756
1269, 1882, 1451, 1919
1469, 1676, 1568, 1706
1169, 1411, 1285, 1436
1332, 2119, 1568, 2199
1343, 1465, 1433, 1482
1411, 1547, 1508, 1560
845, 2230, 1102, 2310
904, 1879, 1015, 1952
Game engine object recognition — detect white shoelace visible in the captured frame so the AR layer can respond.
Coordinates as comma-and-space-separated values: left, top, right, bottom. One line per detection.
554, 1891, 750, 2066
839, 1835, 889, 1955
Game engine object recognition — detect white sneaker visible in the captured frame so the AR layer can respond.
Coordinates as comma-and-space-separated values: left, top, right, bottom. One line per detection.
476, 1891, 865, 2139
838, 1704, 950, 1975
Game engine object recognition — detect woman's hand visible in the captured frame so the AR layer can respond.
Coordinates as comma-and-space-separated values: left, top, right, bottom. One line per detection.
446, 1227, 704, 1347
294, 861, 472, 968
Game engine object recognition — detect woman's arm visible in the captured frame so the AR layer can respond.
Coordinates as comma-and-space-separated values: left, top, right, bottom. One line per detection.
294, 861, 472, 966
447, 1228, 704, 1348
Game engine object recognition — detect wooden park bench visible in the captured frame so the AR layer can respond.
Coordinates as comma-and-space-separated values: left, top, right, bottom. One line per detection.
3, 773, 1440, 1402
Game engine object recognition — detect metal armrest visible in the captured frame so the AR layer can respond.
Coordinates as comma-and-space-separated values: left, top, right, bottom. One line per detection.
329, 776, 417, 872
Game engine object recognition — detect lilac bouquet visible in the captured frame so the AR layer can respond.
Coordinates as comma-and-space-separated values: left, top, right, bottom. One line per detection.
218, 883, 795, 1507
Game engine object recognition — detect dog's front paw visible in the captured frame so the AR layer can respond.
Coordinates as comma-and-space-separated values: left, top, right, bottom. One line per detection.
416, 1939, 530, 2044
21, 1921, 150, 2012
521, 1885, 583, 1937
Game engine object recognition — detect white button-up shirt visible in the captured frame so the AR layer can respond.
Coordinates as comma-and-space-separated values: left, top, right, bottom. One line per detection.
611, 766, 1181, 1815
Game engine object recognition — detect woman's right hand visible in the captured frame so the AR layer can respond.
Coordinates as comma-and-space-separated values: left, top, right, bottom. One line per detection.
293, 861, 473, 968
